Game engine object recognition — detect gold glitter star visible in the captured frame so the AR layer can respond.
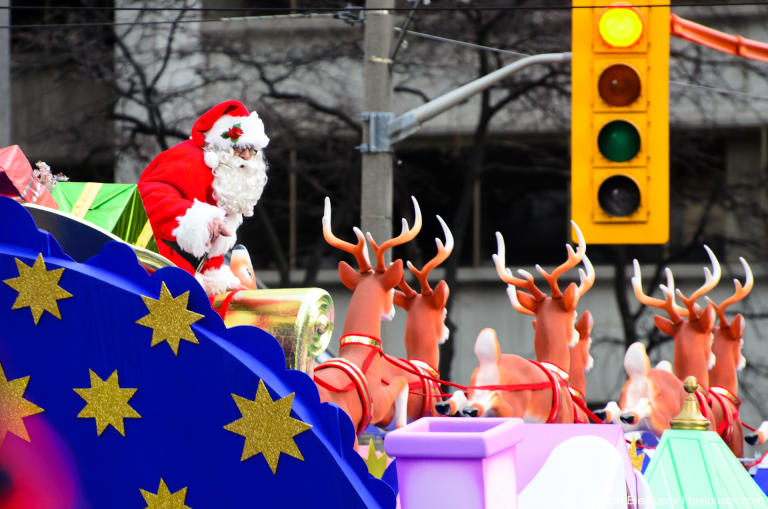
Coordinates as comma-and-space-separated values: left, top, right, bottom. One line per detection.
140, 478, 191, 509
0, 362, 43, 446
73, 369, 141, 436
224, 379, 312, 474
3, 254, 72, 325
136, 282, 203, 356
364, 438, 389, 479
629, 439, 645, 472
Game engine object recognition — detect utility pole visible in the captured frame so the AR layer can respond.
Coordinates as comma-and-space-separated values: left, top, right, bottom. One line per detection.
361, 1, 394, 259
0, 0, 10, 147
361, 0, 394, 346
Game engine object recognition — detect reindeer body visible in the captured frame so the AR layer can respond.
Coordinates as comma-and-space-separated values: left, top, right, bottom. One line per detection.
464, 328, 573, 422
610, 342, 685, 436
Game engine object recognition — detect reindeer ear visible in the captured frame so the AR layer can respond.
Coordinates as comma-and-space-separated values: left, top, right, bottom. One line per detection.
381, 259, 404, 290
517, 291, 539, 314
731, 314, 745, 341
702, 304, 716, 332
338, 261, 361, 291
654, 315, 678, 337
563, 282, 578, 311
393, 289, 410, 310
433, 280, 449, 308
576, 310, 594, 337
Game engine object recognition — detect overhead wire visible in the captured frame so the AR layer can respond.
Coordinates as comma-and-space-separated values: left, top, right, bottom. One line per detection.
1, 2, 768, 14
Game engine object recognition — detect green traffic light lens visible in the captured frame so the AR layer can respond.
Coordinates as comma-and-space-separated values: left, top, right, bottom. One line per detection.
598, 175, 641, 217
598, 120, 640, 162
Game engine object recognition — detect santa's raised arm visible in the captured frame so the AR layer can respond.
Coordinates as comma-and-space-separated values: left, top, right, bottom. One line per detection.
138, 100, 269, 295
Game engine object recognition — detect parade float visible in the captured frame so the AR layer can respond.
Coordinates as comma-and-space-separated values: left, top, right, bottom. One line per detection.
1, 140, 768, 508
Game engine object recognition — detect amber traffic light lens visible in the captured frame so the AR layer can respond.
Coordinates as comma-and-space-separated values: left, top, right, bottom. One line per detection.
598, 6, 644, 48
598, 175, 641, 217
599, 64, 641, 106
598, 120, 640, 162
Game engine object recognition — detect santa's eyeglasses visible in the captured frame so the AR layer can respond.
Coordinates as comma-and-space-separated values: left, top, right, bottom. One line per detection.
233, 147, 257, 160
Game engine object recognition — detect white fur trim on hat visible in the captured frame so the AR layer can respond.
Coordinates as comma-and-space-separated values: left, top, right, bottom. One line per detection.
172, 199, 226, 258
204, 112, 270, 152
196, 264, 241, 296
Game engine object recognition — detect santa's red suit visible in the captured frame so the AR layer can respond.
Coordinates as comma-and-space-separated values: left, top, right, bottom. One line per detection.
138, 100, 269, 295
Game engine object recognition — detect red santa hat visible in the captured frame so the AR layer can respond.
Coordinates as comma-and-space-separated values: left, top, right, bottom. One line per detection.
190, 100, 270, 169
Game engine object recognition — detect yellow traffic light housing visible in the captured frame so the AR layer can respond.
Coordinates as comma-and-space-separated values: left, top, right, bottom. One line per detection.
571, 0, 669, 244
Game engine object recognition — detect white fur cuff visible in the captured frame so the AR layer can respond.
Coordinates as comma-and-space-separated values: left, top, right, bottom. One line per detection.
172, 199, 226, 258
196, 264, 241, 296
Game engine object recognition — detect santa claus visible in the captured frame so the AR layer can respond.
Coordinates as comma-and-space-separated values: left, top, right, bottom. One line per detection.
138, 100, 269, 295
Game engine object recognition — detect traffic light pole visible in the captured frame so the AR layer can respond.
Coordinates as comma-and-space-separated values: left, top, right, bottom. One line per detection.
388, 52, 572, 144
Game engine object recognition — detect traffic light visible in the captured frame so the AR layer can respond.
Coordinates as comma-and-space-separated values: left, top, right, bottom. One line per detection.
571, 0, 670, 244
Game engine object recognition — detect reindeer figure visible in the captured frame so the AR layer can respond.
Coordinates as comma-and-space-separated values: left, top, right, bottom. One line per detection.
439, 222, 594, 422
313, 197, 421, 434
613, 247, 723, 439
706, 257, 753, 457
380, 215, 453, 421
601, 341, 685, 437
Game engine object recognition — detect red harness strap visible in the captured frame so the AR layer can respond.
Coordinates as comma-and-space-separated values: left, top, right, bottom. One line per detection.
528, 360, 567, 423
210, 289, 243, 320
694, 389, 714, 425
407, 359, 440, 417
314, 358, 372, 435
312, 334, 383, 435
569, 386, 587, 424
709, 386, 741, 441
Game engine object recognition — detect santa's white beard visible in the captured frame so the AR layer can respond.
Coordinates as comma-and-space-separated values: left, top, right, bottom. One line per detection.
211, 150, 268, 217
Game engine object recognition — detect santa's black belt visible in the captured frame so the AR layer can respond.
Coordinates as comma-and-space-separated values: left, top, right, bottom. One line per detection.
162, 239, 203, 271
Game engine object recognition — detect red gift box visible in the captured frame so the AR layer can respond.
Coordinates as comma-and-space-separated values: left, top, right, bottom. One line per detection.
0, 145, 58, 209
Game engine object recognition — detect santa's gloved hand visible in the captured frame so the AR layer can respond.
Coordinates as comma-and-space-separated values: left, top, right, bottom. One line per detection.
207, 217, 232, 246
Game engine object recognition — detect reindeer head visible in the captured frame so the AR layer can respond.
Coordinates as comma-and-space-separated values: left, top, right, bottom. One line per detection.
323, 196, 421, 334
632, 246, 721, 388
707, 257, 753, 390
395, 215, 454, 360
493, 221, 594, 369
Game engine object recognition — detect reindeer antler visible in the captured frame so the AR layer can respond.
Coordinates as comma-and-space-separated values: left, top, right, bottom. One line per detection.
323, 197, 372, 273
366, 196, 422, 272
706, 256, 753, 325
576, 253, 595, 298
675, 245, 722, 318
535, 221, 587, 298
406, 215, 453, 296
632, 260, 686, 323
493, 232, 546, 315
